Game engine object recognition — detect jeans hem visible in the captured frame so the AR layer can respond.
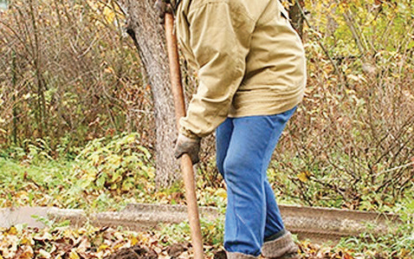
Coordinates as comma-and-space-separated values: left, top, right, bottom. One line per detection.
264, 228, 287, 242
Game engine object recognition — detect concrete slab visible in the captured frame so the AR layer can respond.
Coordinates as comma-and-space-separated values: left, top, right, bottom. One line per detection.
0, 204, 401, 244
0, 207, 51, 228
47, 204, 219, 231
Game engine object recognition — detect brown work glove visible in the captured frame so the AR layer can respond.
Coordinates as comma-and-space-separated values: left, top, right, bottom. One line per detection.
155, 0, 174, 24
174, 133, 201, 164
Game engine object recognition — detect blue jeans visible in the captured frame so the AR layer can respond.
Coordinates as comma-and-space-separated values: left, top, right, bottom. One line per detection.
216, 107, 297, 256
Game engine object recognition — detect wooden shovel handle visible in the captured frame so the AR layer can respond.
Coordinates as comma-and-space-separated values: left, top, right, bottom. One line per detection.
164, 12, 204, 259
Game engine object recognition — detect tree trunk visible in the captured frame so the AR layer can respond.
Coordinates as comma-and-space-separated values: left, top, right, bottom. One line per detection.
117, 0, 179, 187
289, 0, 305, 39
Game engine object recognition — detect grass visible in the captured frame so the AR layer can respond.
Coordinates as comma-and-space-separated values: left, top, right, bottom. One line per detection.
0, 155, 162, 212
0, 134, 227, 212
0, 157, 78, 208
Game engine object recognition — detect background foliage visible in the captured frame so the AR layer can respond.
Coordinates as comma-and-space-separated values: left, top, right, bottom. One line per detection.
0, 0, 414, 258
0, 0, 154, 155
270, 0, 414, 211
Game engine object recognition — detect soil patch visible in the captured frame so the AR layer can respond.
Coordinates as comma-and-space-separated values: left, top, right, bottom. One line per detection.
104, 243, 191, 259
104, 245, 158, 259
105, 243, 227, 259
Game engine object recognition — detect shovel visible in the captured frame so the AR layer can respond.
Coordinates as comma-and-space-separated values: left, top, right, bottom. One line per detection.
164, 12, 204, 259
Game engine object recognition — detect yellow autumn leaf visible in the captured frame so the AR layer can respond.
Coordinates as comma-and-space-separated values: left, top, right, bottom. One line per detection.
103, 6, 115, 24
98, 244, 109, 252
214, 188, 227, 199
400, 248, 410, 256
137, 232, 148, 243
131, 236, 139, 246
208, 224, 215, 231
7, 226, 17, 235
69, 250, 80, 259
297, 171, 311, 183
20, 236, 33, 245
113, 242, 125, 250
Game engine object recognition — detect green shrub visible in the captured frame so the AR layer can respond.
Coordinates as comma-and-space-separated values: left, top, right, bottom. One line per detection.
76, 133, 154, 194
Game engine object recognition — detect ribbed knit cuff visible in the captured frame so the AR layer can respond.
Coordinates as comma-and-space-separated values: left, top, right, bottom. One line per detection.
226, 251, 258, 259
261, 231, 298, 258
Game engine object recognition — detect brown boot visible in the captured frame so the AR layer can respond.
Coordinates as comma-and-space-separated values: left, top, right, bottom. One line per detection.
225, 251, 258, 259
261, 231, 299, 259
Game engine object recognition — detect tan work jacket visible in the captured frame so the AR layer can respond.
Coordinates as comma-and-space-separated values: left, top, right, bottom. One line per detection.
175, 0, 306, 138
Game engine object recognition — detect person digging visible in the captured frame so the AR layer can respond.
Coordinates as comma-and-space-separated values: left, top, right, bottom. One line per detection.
157, 0, 306, 258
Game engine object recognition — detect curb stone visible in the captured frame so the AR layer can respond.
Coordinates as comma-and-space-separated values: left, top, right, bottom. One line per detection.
0, 204, 401, 244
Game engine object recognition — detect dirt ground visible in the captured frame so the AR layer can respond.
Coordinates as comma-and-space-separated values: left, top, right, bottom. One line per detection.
104, 243, 227, 259
104, 245, 158, 259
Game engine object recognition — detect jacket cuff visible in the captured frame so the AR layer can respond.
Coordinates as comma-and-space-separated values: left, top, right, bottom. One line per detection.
261, 231, 298, 258
179, 126, 201, 140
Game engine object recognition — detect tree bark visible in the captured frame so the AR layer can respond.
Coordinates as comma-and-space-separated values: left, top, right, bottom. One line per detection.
117, 0, 179, 187
289, 0, 305, 39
